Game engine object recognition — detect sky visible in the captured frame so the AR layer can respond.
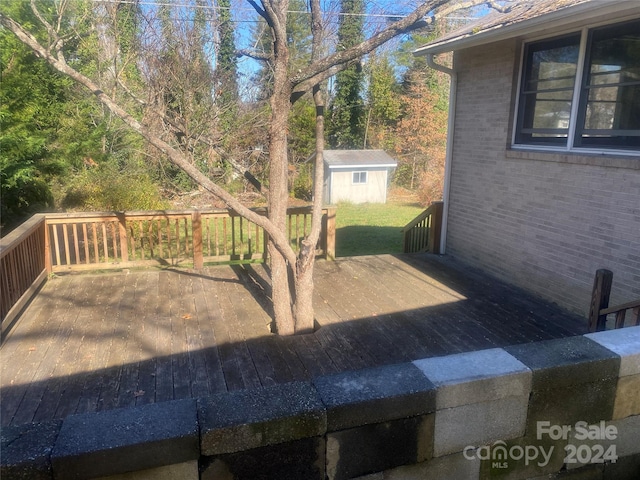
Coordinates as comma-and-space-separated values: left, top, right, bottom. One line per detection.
98, 0, 509, 97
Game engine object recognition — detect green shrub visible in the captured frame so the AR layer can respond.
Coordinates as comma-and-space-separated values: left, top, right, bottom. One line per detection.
61, 162, 168, 212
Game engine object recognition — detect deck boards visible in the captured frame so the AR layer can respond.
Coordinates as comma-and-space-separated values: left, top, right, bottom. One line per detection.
0, 254, 588, 427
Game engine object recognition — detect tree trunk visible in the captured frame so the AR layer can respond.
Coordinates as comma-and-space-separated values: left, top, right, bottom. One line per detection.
266, 0, 295, 335
291, 0, 328, 334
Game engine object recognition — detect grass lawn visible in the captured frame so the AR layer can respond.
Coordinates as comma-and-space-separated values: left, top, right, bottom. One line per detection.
335, 198, 425, 257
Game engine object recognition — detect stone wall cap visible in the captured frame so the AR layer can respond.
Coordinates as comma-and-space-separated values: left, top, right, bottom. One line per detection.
51, 398, 199, 479
314, 363, 435, 431
198, 381, 326, 456
586, 326, 640, 377
1, 420, 61, 480
505, 336, 621, 388
413, 348, 531, 409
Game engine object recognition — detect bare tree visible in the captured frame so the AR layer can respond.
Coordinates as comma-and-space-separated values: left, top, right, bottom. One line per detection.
0, 0, 512, 335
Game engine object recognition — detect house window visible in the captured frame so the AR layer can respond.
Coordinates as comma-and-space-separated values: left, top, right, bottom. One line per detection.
514, 19, 640, 152
352, 171, 367, 184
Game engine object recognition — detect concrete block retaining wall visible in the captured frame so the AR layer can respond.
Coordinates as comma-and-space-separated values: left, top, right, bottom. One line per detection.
2, 327, 639, 480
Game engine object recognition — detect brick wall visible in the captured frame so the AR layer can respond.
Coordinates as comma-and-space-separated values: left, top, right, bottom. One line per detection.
446, 40, 640, 316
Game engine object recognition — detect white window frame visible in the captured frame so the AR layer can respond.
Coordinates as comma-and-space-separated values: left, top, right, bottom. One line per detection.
352, 171, 367, 184
512, 19, 640, 157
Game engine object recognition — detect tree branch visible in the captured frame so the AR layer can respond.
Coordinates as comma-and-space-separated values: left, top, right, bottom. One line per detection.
290, 0, 447, 91
290, 0, 516, 101
116, 76, 267, 195
247, 0, 268, 22
236, 48, 273, 62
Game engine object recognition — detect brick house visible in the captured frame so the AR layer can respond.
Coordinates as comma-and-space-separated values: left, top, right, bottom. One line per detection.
415, 0, 639, 316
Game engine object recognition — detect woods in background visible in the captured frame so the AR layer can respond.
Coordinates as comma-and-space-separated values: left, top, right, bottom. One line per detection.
0, 0, 471, 233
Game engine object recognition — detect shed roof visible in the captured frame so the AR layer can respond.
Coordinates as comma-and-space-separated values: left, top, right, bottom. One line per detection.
322, 150, 397, 169
415, 0, 638, 55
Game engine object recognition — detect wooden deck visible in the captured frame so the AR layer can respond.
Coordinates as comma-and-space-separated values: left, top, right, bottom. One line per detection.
0, 254, 587, 427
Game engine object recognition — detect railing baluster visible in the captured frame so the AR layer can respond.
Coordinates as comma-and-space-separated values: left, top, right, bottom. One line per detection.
83, 224, 90, 264
183, 217, 189, 255
223, 217, 228, 256
206, 217, 211, 256
62, 223, 71, 265
147, 220, 155, 259
72, 224, 80, 265
166, 219, 172, 261
111, 221, 118, 261
238, 217, 244, 258
175, 219, 180, 259
157, 220, 163, 259
102, 223, 109, 263
214, 218, 220, 257
129, 224, 136, 260
52, 225, 61, 267
92, 223, 99, 263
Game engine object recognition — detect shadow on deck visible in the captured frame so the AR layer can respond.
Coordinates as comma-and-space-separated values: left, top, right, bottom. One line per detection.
0, 254, 587, 427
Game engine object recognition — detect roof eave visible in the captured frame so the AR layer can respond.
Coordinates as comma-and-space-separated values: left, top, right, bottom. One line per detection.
327, 163, 397, 169
414, 0, 638, 56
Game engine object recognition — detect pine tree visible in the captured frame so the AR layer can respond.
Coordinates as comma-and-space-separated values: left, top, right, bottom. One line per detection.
364, 53, 402, 150
216, 0, 238, 109
328, 0, 365, 148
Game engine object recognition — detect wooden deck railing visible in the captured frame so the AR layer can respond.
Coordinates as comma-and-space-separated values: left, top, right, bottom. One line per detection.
1, 206, 336, 329
45, 206, 336, 271
402, 201, 443, 254
1, 214, 48, 339
588, 269, 640, 332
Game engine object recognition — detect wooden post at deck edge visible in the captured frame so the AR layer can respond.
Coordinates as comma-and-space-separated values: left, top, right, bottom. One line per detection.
44, 217, 52, 274
588, 269, 613, 332
117, 213, 129, 263
427, 201, 444, 255
324, 207, 336, 260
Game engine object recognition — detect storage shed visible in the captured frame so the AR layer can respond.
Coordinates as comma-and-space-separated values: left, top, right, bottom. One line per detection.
321, 150, 397, 204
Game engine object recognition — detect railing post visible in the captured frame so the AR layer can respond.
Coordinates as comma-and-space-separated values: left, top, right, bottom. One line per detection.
427, 201, 444, 254
44, 217, 52, 274
192, 211, 203, 270
117, 213, 129, 263
262, 232, 269, 263
260, 207, 269, 263
588, 269, 613, 332
324, 206, 336, 260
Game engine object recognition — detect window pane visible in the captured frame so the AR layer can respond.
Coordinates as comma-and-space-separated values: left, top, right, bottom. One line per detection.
522, 90, 573, 136
352, 171, 367, 184
584, 85, 640, 130
576, 20, 640, 149
525, 47, 578, 92
516, 34, 580, 145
